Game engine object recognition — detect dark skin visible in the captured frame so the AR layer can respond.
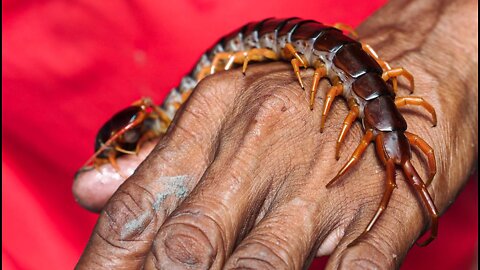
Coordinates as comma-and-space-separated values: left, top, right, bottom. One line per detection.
74, 0, 478, 268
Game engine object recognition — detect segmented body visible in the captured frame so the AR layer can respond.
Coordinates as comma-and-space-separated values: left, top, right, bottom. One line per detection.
86, 18, 438, 246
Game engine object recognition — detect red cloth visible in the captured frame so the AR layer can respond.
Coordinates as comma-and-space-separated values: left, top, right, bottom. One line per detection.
2, 0, 477, 269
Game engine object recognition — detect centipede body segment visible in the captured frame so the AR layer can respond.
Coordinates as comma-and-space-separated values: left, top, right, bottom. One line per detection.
84, 18, 439, 246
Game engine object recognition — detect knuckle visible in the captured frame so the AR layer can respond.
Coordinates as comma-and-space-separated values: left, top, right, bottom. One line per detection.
149, 210, 221, 269
250, 86, 305, 134
189, 75, 232, 114
256, 92, 292, 124
98, 182, 158, 243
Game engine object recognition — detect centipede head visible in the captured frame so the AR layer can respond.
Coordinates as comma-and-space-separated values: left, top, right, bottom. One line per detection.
83, 98, 166, 170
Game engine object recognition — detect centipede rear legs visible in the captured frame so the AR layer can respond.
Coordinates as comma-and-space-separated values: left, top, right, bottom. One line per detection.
402, 158, 439, 246
347, 158, 397, 248
405, 131, 437, 185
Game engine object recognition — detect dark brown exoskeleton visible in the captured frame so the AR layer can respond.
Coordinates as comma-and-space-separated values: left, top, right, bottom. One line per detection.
84, 18, 439, 246
83, 98, 171, 174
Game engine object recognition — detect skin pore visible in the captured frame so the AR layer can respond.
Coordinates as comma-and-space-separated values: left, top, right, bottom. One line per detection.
74, 0, 477, 269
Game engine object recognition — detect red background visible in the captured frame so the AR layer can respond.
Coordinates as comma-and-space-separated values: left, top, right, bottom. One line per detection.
2, 0, 477, 269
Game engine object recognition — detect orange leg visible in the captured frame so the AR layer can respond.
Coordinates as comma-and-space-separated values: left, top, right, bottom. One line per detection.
335, 101, 360, 160
395, 96, 437, 127
326, 129, 374, 187
348, 158, 397, 247
134, 129, 162, 154
210, 52, 234, 74
181, 89, 193, 103
284, 43, 308, 68
107, 151, 128, 178
197, 51, 248, 81
310, 62, 327, 109
170, 89, 194, 110
282, 43, 309, 90
151, 105, 172, 127
382, 67, 415, 93
242, 48, 278, 74
114, 146, 136, 155
405, 131, 436, 185
362, 43, 399, 93
291, 58, 306, 89
197, 66, 212, 81
402, 160, 439, 246
333, 23, 358, 38
202, 51, 249, 79
225, 51, 248, 70
320, 83, 343, 132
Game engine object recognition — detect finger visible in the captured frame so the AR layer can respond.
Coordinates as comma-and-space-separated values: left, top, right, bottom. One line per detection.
73, 139, 159, 212
76, 74, 239, 269
144, 78, 310, 269
325, 176, 432, 270
223, 166, 342, 270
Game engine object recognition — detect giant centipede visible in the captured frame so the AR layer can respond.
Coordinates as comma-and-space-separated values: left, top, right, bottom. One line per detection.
83, 17, 439, 246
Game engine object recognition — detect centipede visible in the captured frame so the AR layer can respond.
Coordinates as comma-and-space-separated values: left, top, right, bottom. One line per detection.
83, 17, 439, 246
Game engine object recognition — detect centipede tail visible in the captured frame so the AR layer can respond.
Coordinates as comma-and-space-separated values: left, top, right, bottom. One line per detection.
402, 159, 439, 246
85, 18, 438, 246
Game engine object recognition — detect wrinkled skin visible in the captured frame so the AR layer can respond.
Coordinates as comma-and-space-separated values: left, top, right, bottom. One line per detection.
74, 0, 478, 269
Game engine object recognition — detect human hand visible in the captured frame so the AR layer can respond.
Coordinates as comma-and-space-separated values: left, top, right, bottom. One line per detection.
74, 0, 478, 268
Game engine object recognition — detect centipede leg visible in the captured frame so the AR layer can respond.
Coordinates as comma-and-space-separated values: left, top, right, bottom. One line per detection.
171, 89, 195, 110
395, 96, 437, 127
197, 67, 212, 81
210, 52, 234, 74
326, 129, 374, 187
362, 43, 398, 93
405, 132, 436, 185
242, 48, 278, 74
291, 58, 306, 89
402, 160, 439, 246
335, 101, 360, 160
348, 159, 397, 247
135, 129, 162, 154
382, 67, 415, 93
107, 151, 128, 178
284, 43, 308, 68
320, 83, 343, 132
224, 51, 248, 70
309, 62, 327, 110
114, 146, 137, 155
282, 43, 309, 89
151, 106, 172, 127
333, 23, 358, 38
